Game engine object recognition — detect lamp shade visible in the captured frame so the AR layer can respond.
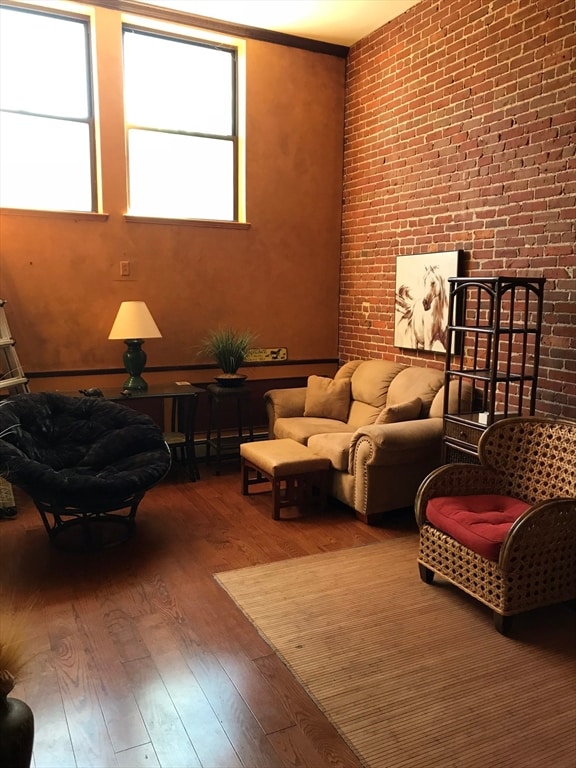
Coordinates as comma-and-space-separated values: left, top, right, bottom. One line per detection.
108, 301, 162, 340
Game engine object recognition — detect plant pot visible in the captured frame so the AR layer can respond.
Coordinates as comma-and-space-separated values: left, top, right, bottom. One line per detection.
214, 374, 247, 387
0, 693, 34, 768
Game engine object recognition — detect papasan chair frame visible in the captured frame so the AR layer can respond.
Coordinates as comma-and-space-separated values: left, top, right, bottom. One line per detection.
415, 416, 576, 634
0, 392, 171, 550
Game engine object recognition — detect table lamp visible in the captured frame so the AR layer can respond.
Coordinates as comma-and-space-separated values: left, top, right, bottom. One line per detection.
108, 301, 162, 391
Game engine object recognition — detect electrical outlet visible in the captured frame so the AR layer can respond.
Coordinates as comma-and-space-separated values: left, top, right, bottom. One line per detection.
120, 261, 130, 277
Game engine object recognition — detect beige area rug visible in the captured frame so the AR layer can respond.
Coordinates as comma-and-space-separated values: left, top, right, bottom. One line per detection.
216, 536, 576, 768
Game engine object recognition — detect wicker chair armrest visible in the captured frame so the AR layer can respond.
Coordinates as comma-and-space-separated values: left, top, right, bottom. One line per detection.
499, 498, 576, 568
414, 463, 501, 528
264, 387, 307, 437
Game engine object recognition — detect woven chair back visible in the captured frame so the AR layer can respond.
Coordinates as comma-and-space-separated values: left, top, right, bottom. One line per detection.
478, 416, 576, 503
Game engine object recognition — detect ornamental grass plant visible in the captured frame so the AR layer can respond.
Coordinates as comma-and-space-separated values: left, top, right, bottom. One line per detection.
198, 327, 256, 375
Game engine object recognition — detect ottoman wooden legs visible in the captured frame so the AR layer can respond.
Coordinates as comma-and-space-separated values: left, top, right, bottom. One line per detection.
240, 439, 330, 520
242, 462, 329, 520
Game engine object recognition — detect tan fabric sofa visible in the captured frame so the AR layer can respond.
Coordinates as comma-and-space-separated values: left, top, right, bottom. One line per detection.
264, 360, 459, 524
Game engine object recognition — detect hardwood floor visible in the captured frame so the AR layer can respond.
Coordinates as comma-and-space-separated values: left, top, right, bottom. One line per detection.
1, 462, 418, 768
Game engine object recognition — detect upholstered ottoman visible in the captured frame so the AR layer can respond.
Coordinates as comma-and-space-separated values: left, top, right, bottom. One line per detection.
240, 438, 330, 519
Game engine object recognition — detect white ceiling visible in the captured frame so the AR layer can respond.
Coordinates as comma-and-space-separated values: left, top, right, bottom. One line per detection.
131, 0, 422, 47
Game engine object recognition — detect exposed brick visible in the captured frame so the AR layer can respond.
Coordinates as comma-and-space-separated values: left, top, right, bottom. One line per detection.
341, 0, 576, 419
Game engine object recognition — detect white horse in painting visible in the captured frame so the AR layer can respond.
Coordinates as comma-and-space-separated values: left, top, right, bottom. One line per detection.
395, 265, 449, 351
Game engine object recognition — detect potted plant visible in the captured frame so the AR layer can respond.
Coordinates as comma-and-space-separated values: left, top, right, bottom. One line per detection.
198, 327, 256, 386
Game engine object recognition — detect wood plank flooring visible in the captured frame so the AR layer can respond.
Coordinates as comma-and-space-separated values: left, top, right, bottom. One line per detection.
0, 462, 417, 768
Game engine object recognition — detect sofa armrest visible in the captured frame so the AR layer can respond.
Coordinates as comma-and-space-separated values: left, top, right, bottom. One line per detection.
349, 418, 444, 474
264, 387, 307, 437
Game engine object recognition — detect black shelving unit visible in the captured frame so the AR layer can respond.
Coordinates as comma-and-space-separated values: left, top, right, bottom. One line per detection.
442, 276, 546, 463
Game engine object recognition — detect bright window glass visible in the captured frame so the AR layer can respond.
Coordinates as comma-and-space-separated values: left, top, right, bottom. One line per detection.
128, 131, 234, 219
123, 28, 237, 220
0, 113, 92, 211
0, 6, 94, 212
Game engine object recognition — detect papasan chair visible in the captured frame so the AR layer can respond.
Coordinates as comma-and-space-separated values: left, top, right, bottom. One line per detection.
0, 392, 171, 550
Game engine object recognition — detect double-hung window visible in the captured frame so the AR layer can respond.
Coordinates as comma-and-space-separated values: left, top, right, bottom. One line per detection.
123, 27, 238, 222
0, 5, 95, 212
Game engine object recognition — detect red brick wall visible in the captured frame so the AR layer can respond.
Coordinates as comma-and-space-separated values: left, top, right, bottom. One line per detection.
341, 0, 575, 418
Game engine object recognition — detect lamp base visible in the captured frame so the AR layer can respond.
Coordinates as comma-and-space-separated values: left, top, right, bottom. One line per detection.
122, 374, 148, 392
122, 339, 148, 391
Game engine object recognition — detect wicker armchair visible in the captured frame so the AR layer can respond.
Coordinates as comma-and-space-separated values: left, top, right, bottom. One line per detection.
415, 416, 576, 634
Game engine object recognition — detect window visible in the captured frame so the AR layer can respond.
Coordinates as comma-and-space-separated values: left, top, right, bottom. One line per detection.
0, 5, 95, 212
123, 27, 238, 221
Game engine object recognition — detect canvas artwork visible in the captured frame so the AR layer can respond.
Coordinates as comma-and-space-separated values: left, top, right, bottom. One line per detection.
394, 250, 460, 352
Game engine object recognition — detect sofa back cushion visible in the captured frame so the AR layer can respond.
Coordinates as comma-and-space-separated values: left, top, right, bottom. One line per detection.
429, 379, 474, 417
347, 360, 407, 429
334, 360, 364, 382
387, 367, 444, 416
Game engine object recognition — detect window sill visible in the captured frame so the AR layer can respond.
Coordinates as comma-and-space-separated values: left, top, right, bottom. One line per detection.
0, 208, 109, 222
124, 215, 250, 229
0, 208, 251, 229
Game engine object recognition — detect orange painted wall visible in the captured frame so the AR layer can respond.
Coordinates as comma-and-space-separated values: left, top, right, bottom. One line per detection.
0, 5, 345, 389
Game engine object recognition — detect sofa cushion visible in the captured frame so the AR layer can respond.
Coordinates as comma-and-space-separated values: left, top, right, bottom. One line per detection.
308, 432, 352, 471
274, 417, 356, 445
426, 494, 531, 561
375, 397, 422, 424
347, 360, 407, 429
387, 367, 444, 416
304, 376, 351, 421
429, 379, 474, 418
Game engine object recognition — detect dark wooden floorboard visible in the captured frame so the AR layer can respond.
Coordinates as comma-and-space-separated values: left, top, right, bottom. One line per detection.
1, 465, 416, 768
115, 743, 161, 768
136, 612, 244, 768
123, 654, 202, 768
21, 651, 77, 768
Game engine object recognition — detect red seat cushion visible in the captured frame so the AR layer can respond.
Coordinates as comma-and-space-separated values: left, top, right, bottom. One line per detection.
426, 494, 531, 561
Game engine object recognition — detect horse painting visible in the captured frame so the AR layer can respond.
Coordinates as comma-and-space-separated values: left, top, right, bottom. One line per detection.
394, 256, 456, 352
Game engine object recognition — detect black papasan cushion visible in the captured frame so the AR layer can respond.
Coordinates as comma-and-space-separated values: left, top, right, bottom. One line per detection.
0, 392, 171, 508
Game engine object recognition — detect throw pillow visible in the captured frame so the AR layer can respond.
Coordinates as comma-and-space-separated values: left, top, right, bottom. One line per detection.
375, 397, 422, 424
304, 376, 351, 421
